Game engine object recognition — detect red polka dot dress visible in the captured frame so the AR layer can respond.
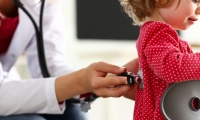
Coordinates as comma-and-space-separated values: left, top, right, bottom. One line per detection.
134, 21, 200, 120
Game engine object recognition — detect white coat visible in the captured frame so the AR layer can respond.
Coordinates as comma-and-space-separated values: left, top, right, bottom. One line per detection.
0, 0, 76, 116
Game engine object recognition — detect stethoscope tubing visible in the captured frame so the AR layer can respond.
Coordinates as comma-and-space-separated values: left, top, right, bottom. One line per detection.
13, 0, 50, 78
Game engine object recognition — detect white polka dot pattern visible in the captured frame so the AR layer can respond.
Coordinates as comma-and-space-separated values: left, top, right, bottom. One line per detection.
134, 21, 200, 120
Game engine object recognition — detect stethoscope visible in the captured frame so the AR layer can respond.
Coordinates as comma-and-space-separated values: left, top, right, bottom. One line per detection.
12, 0, 137, 111
13, 0, 50, 78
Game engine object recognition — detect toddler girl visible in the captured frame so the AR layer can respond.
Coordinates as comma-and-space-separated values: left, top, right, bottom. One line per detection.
120, 0, 200, 119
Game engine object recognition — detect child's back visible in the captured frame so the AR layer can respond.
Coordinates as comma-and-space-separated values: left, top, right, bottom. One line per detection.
136, 21, 199, 120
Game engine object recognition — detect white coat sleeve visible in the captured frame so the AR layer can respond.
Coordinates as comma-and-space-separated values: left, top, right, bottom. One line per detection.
0, 63, 64, 116
24, 0, 76, 78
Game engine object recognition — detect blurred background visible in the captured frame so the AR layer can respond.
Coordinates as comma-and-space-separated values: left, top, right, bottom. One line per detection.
14, 0, 200, 120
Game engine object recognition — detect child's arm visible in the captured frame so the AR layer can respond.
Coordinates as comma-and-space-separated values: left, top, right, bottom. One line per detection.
123, 58, 139, 74
143, 22, 200, 84
122, 58, 139, 100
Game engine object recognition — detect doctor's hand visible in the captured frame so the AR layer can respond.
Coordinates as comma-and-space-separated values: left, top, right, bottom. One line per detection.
81, 62, 132, 98
106, 58, 139, 101
55, 62, 132, 102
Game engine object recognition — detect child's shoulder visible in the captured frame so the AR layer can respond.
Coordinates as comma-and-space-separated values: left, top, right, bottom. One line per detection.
141, 21, 175, 32
140, 21, 178, 38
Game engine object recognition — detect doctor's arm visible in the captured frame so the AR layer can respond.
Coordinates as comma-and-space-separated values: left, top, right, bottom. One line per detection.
0, 62, 130, 115
55, 62, 131, 102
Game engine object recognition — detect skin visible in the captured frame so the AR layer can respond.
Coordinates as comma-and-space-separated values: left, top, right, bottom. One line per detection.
123, 58, 138, 100
0, 0, 139, 101
55, 62, 133, 102
107, 58, 139, 100
146, 0, 200, 30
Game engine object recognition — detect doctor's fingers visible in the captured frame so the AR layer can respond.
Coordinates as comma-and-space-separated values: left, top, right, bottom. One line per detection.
91, 76, 127, 89
91, 61, 126, 74
94, 85, 132, 98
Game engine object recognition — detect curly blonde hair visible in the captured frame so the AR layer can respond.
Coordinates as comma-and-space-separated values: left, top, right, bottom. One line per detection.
120, 0, 173, 25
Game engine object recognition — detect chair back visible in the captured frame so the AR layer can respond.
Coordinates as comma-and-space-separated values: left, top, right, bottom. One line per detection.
161, 80, 200, 120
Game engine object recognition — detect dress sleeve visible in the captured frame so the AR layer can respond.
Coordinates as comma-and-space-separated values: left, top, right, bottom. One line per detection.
143, 23, 200, 84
